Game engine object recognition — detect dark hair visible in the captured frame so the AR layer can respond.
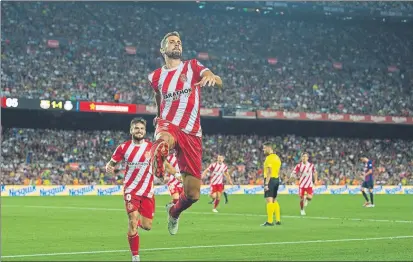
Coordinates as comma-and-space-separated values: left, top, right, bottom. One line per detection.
130, 117, 146, 127
263, 142, 273, 148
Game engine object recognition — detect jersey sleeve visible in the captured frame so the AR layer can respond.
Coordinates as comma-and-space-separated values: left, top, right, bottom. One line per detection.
148, 70, 160, 92
208, 163, 214, 172
111, 144, 125, 162
191, 59, 210, 80
293, 164, 300, 174
224, 165, 228, 172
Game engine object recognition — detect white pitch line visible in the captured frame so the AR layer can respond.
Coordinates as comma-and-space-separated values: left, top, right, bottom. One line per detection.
3, 205, 413, 224
3, 235, 413, 258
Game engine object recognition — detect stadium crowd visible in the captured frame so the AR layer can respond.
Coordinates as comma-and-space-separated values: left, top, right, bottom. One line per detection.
2, 128, 412, 186
2, 2, 412, 116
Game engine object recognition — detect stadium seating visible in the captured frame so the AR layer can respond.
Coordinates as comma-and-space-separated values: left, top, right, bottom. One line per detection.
2, 128, 412, 186
1, 2, 412, 116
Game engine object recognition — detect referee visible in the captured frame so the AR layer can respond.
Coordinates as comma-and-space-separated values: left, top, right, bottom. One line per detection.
261, 142, 281, 227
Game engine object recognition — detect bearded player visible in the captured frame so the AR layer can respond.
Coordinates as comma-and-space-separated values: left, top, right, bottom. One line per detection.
291, 153, 318, 216
148, 31, 223, 235
163, 153, 183, 205
202, 154, 233, 212
105, 118, 154, 262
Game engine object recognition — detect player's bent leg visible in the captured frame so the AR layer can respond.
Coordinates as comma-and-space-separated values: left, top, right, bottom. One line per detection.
127, 211, 140, 261
140, 216, 153, 231
361, 187, 370, 206
171, 192, 179, 204
167, 174, 201, 235
210, 191, 217, 204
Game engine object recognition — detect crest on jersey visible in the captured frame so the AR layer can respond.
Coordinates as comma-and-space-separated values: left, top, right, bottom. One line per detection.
179, 74, 187, 83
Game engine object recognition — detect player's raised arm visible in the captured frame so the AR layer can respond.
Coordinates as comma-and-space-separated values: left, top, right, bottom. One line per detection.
195, 69, 223, 88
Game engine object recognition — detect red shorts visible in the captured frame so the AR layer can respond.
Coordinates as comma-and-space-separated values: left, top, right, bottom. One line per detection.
169, 185, 183, 196
211, 184, 224, 194
124, 194, 155, 219
299, 187, 313, 198
155, 119, 202, 179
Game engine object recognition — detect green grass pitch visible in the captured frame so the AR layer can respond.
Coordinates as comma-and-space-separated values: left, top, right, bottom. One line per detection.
2, 194, 413, 261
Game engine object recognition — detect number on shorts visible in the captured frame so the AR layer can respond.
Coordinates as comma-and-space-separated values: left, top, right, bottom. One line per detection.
125, 194, 132, 201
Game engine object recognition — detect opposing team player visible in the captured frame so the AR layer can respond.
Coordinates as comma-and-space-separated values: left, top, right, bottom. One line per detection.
202, 155, 233, 212
360, 157, 375, 208
163, 153, 183, 205
291, 152, 318, 216
148, 31, 223, 235
105, 118, 154, 262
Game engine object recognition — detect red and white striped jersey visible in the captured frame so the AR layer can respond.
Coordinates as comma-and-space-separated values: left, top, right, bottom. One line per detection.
208, 162, 228, 185
292, 162, 315, 189
148, 59, 209, 137
111, 140, 154, 198
166, 154, 182, 189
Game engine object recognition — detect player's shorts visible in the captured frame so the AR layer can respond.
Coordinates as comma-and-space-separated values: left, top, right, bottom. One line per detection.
362, 180, 374, 189
299, 187, 313, 198
264, 178, 279, 199
168, 185, 183, 196
155, 119, 202, 179
124, 194, 155, 219
211, 184, 224, 194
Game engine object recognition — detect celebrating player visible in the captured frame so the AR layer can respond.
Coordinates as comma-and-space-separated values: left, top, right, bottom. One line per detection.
148, 31, 223, 235
208, 166, 235, 205
261, 142, 282, 226
105, 118, 154, 262
163, 153, 183, 205
202, 155, 233, 212
360, 157, 375, 207
291, 152, 318, 216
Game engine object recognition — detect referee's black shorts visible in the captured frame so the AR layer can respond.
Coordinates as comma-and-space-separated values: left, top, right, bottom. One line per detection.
264, 177, 280, 199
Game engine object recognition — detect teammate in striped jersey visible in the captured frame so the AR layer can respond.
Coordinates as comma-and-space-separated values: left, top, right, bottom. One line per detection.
291, 153, 318, 216
148, 31, 223, 235
202, 155, 233, 212
360, 157, 375, 208
163, 153, 183, 205
105, 118, 153, 262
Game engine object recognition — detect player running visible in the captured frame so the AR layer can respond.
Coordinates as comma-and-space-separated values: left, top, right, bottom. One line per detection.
148, 31, 223, 235
202, 155, 233, 212
360, 157, 375, 208
105, 118, 153, 262
163, 153, 183, 205
291, 152, 318, 216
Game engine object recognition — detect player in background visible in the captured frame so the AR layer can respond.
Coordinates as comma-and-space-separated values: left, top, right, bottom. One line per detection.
207, 166, 235, 204
148, 31, 223, 235
291, 153, 318, 216
261, 142, 282, 226
202, 155, 233, 212
163, 153, 183, 205
105, 118, 154, 262
360, 157, 375, 207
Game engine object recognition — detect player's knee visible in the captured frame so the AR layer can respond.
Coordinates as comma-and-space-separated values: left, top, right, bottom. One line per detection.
141, 219, 152, 231
186, 191, 200, 202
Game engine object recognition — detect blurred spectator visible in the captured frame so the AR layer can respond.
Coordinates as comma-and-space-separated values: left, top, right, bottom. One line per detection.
1, 2, 412, 116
